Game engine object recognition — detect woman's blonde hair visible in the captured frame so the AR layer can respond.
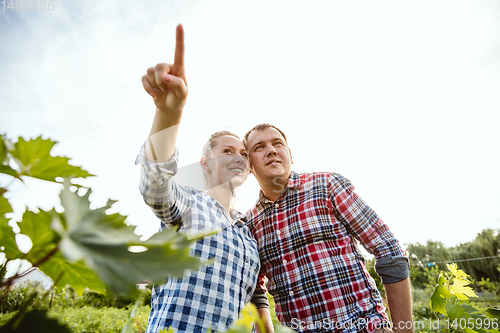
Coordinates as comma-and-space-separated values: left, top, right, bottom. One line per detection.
201, 131, 240, 190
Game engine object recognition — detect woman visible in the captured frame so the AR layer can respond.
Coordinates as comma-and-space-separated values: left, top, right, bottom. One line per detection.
136, 25, 268, 333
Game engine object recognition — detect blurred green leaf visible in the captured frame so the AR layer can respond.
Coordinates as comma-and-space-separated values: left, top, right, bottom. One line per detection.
8, 136, 93, 182
486, 307, 500, 319
52, 181, 204, 296
0, 223, 23, 260
0, 190, 13, 224
0, 165, 19, 178
429, 274, 451, 314
18, 210, 61, 258
37, 252, 106, 296
0, 309, 72, 333
0, 135, 9, 163
445, 299, 469, 320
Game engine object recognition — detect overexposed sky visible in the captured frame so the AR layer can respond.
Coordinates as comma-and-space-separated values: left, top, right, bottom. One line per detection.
1, 0, 500, 254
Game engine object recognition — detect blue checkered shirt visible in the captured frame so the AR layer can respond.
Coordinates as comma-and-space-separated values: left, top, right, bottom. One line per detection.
137, 145, 260, 333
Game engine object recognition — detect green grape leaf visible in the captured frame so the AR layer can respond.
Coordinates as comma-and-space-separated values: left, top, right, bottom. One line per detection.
485, 308, 500, 320
224, 303, 261, 333
0, 261, 7, 281
450, 278, 477, 300
460, 304, 491, 332
0, 135, 7, 162
0, 164, 20, 178
0, 190, 13, 224
17, 210, 61, 260
430, 275, 452, 314
37, 252, 106, 295
447, 263, 469, 280
0, 222, 24, 260
445, 299, 469, 320
52, 181, 204, 296
0, 309, 72, 333
8, 136, 93, 182
461, 304, 485, 319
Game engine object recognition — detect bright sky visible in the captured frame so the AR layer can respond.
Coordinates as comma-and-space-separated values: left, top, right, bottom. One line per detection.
1, 0, 499, 258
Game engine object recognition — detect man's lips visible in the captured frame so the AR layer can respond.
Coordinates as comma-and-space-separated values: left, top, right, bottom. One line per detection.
266, 159, 281, 166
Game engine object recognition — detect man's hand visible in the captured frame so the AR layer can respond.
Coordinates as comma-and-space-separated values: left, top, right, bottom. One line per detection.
142, 24, 188, 113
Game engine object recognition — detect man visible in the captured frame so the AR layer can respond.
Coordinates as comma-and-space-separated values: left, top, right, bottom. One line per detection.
243, 124, 413, 333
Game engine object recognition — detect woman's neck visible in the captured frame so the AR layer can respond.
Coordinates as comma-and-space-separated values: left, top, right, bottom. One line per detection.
205, 181, 234, 218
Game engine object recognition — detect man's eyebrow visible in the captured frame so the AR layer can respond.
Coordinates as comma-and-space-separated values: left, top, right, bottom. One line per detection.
251, 141, 264, 149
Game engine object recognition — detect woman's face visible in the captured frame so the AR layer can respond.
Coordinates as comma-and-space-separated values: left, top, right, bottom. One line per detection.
204, 135, 249, 189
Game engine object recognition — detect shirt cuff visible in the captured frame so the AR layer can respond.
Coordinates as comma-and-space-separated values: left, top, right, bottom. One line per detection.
135, 142, 179, 185
250, 289, 269, 309
374, 256, 410, 284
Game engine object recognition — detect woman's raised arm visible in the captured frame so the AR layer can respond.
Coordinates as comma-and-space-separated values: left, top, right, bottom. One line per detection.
142, 24, 188, 163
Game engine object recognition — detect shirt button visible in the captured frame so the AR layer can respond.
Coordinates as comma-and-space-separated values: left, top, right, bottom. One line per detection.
275, 203, 279, 208
276, 230, 281, 235
283, 259, 287, 264
289, 291, 294, 296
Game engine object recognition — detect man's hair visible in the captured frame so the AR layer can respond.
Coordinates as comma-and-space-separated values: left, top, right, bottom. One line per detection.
242, 123, 288, 149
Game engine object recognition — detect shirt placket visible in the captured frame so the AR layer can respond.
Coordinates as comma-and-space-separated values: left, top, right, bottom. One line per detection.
222, 205, 253, 316
270, 198, 296, 323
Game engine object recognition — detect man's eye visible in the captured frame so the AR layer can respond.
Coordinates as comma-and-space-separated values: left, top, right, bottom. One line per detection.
274, 142, 283, 146
254, 146, 262, 151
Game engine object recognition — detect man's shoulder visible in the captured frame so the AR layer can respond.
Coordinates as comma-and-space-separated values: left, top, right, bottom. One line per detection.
244, 202, 260, 229
295, 171, 349, 185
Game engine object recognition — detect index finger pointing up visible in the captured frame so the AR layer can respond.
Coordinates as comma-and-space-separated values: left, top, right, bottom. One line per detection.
174, 24, 185, 66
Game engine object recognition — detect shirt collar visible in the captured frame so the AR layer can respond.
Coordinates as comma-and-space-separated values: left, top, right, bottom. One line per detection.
258, 171, 301, 204
231, 209, 248, 226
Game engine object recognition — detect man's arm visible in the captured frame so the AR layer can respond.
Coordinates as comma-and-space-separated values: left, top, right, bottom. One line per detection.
384, 277, 413, 333
327, 174, 413, 331
256, 308, 274, 333
251, 278, 274, 333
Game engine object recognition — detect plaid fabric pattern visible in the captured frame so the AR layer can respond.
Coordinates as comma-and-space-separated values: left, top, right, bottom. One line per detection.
137, 146, 260, 333
246, 171, 406, 333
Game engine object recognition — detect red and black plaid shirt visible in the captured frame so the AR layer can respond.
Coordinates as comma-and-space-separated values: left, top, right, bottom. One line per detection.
246, 171, 406, 332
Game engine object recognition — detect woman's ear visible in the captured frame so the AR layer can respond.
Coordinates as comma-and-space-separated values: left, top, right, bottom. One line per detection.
200, 158, 210, 172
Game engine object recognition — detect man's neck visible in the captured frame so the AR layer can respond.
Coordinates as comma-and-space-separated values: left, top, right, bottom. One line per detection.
259, 176, 289, 202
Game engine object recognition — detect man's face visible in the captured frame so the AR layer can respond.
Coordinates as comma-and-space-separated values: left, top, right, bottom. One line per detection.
246, 127, 292, 184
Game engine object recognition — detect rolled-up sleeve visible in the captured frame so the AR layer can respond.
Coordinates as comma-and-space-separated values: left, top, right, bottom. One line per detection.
328, 173, 409, 283
136, 143, 193, 227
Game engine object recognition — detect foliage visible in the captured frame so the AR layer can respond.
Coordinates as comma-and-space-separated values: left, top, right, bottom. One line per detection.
406, 230, 500, 284
0, 135, 210, 331
426, 263, 500, 333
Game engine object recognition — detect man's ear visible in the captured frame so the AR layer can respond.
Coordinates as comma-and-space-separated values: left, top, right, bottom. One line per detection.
248, 160, 254, 174
289, 149, 293, 164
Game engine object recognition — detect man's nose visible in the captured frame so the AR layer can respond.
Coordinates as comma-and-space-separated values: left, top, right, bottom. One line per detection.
266, 145, 277, 156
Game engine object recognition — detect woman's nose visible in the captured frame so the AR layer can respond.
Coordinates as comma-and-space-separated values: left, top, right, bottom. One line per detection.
235, 155, 247, 164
